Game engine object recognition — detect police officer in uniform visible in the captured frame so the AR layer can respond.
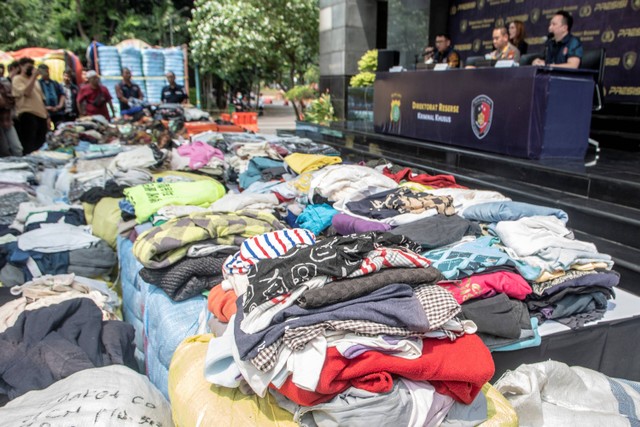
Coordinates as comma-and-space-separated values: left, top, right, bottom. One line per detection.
533, 10, 583, 68
160, 71, 188, 104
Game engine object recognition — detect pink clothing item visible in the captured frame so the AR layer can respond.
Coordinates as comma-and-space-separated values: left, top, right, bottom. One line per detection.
438, 271, 532, 304
177, 141, 224, 170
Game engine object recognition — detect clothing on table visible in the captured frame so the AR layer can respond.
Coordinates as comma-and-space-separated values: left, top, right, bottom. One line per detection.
295, 203, 338, 236
238, 157, 286, 190
17, 223, 100, 253
438, 270, 532, 304
427, 188, 510, 215
461, 293, 529, 340
0, 298, 136, 401
527, 285, 613, 327
347, 187, 455, 219
243, 232, 422, 312
423, 236, 540, 281
176, 141, 223, 170
333, 334, 424, 360
297, 266, 443, 309
208, 284, 238, 322
531, 270, 619, 297
23, 208, 85, 232
223, 228, 316, 277
389, 214, 481, 249
124, 179, 226, 223
284, 152, 342, 175
79, 181, 128, 204
209, 192, 280, 213
274, 333, 494, 406
331, 212, 392, 235
274, 381, 414, 427
461, 201, 569, 224
382, 166, 465, 189
235, 283, 431, 361
307, 164, 398, 204
139, 255, 225, 301
133, 210, 285, 269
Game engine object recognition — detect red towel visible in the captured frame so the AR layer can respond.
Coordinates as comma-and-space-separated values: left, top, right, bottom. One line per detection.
207, 284, 237, 323
275, 334, 494, 406
383, 167, 467, 189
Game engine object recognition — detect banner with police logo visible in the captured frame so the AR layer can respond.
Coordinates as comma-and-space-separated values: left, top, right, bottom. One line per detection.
449, 0, 640, 103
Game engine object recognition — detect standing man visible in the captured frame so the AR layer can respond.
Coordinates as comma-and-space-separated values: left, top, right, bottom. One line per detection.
61, 70, 79, 122
533, 10, 582, 68
38, 64, 66, 127
489, 27, 521, 62
423, 33, 460, 68
12, 57, 48, 154
77, 70, 115, 121
7, 62, 21, 82
115, 67, 144, 113
160, 71, 188, 104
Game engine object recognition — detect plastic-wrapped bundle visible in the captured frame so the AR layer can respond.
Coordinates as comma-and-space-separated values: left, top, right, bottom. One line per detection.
163, 47, 185, 87
142, 48, 165, 77
144, 284, 208, 398
100, 76, 121, 115
97, 46, 121, 77
119, 46, 144, 78
145, 79, 165, 104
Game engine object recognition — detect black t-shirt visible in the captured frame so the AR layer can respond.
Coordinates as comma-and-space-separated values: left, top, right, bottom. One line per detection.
117, 82, 143, 109
161, 84, 188, 104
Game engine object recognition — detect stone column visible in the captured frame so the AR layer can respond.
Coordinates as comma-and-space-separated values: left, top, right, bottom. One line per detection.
319, 0, 378, 119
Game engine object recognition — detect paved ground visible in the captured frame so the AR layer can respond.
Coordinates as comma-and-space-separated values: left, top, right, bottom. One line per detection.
256, 101, 297, 135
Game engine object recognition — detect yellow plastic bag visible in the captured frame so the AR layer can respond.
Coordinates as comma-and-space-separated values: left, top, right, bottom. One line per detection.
168, 334, 296, 427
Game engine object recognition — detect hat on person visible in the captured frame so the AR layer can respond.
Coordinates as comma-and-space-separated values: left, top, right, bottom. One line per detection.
86, 70, 99, 79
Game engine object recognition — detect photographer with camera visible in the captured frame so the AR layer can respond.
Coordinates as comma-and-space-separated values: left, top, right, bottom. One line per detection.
11, 57, 48, 154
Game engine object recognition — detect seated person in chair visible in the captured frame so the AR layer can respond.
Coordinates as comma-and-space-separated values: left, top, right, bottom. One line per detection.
423, 34, 460, 68
489, 27, 520, 62
533, 10, 582, 68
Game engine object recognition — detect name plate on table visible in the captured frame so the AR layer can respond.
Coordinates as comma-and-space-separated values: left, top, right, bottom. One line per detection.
495, 59, 516, 68
434, 63, 449, 71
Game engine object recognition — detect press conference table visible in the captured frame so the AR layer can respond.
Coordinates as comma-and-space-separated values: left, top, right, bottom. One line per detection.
373, 66, 595, 160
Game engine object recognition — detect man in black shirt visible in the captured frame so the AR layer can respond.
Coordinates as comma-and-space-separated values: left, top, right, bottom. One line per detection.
423, 33, 460, 68
115, 67, 144, 113
160, 71, 188, 104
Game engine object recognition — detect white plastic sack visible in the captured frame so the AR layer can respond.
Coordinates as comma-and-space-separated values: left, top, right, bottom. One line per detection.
0, 365, 173, 426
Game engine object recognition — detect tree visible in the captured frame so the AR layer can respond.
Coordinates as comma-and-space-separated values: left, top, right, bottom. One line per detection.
189, 0, 318, 118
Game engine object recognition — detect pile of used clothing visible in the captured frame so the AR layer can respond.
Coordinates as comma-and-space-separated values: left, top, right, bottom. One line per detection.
0, 116, 622, 426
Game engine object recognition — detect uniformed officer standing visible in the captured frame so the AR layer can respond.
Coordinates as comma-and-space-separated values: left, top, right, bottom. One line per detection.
160, 71, 188, 104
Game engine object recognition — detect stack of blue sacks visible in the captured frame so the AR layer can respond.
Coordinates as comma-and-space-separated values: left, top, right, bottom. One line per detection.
142, 49, 165, 104
97, 46, 122, 113
163, 47, 185, 87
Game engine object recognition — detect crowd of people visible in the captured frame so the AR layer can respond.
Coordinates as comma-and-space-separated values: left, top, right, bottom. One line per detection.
423, 10, 582, 69
0, 58, 190, 157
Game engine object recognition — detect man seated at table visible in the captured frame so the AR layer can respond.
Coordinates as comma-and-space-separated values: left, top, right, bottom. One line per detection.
423, 33, 460, 68
489, 27, 520, 62
532, 10, 582, 68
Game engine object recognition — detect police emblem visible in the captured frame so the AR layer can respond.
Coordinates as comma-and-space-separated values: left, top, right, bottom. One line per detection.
473, 38, 482, 52
579, 5, 592, 17
530, 8, 541, 24
496, 17, 504, 28
450, 5, 457, 15
632, 0, 640, 11
461, 19, 468, 33
623, 52, 637, 70
601, 30, 615, 43
390, 99, 401, 123
471, 95, 493, 140
478, 0, 485, 10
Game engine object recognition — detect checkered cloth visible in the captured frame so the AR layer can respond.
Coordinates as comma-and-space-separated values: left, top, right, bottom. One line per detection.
250, 317, 465, 372
133, 210, 284, 269
414, 283, 461, 329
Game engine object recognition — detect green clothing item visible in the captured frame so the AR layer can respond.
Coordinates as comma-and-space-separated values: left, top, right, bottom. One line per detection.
124, 179, 226, 223
133, 210, 285, 269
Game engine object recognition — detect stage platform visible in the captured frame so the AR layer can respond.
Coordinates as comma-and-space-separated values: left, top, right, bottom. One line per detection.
290, 121, 640, 294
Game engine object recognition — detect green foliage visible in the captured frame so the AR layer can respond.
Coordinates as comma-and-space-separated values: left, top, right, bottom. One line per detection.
350, 72, 376, 88
304, 65, 320, 85
0, 0, 192, 59
304, 93, 337, 125
284, 85, 316, 102
357, 49, 378, 72
189, 0, 318, 92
